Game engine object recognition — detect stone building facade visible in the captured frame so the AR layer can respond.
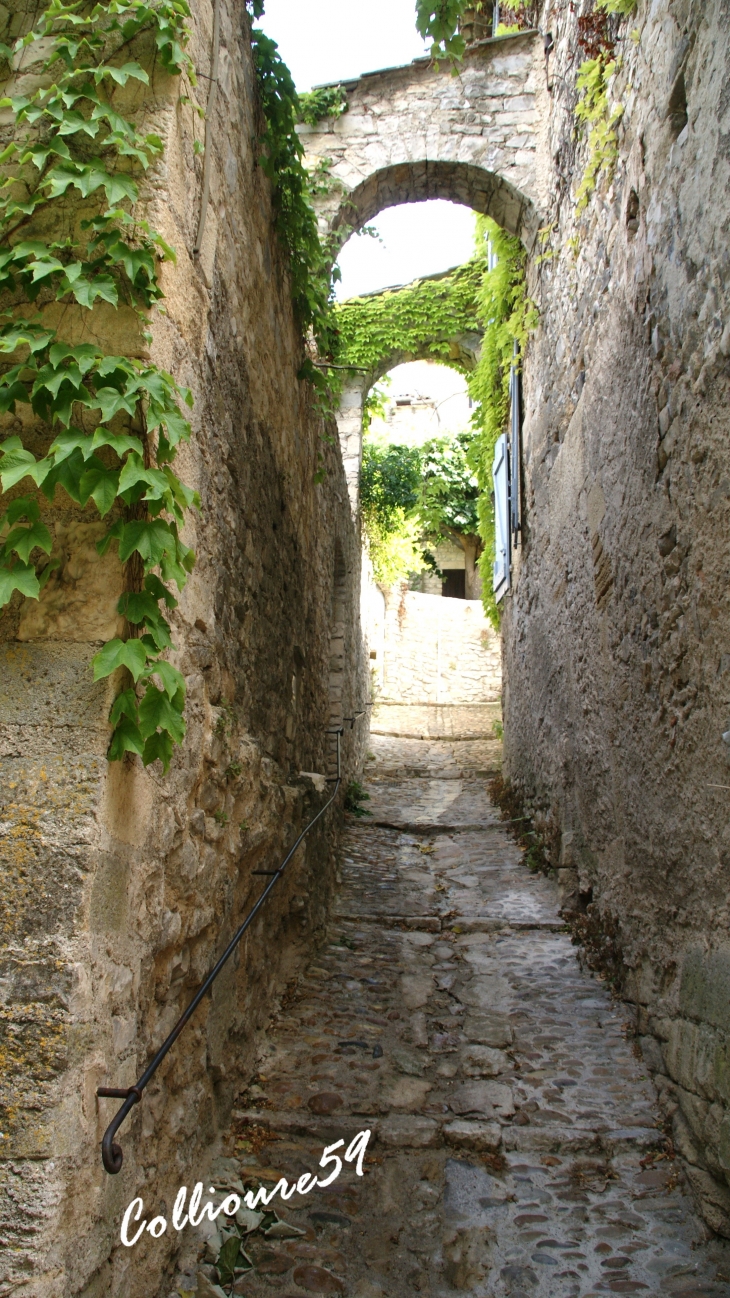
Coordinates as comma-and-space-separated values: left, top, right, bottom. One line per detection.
369, 585, 501, 712
0, 3, 366, 1296
502, 0, 730, 1237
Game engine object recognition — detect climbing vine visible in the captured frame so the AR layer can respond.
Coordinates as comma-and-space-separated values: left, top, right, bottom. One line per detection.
574, 52, 623, 212
0, 1, 345, 774
334, 259, 482, 375
249, 25, 336, 354
467, 217, 536, 630
0, 0, 199, 772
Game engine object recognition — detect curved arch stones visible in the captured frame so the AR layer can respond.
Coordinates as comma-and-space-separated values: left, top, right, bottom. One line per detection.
299, 30, 549, 505
300, 31, 549, 250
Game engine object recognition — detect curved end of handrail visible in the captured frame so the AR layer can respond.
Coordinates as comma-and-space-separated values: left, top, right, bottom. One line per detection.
102, 1131, 124, 1175
99, 1090, 141, 1175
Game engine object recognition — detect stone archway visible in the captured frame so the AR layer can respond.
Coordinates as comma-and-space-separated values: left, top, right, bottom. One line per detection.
299, 30, 548, 250
336, 317, 482, 508
301, 31, 547, 510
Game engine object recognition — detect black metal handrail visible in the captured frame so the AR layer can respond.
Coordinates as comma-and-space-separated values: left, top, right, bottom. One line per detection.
97, 715, 366, 1174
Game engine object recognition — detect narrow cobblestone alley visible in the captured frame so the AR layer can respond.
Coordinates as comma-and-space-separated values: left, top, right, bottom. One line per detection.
178, 731, 730, 1298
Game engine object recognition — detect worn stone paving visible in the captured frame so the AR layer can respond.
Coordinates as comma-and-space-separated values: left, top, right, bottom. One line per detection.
171, 734, 730, 1298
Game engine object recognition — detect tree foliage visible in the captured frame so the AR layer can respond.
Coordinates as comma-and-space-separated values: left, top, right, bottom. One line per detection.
419, 434, 479, 540
360, 442, 421, 534
415, 0, 468, 59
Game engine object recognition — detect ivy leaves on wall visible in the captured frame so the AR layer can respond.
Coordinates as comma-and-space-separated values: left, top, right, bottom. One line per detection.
574, 53, 624, 212
0, 0, 197, 772
297, 85, 348, 127
334, 260, 483, 376
249, 25, 337, 356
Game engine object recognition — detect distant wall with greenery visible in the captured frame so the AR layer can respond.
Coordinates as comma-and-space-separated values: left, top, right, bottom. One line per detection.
337, 218, 535, 629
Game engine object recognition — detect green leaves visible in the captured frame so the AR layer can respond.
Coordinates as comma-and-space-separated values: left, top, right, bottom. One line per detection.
415, 0, 467, 59
335, 259, 482, 373
0, 437, 42, 491
93, 636, 148, 682
297, 85, 348, 127
250, 28, 337, 353
0, 0, 199, 771
93, 598, 187, 772
0, 560, 41, 605
574, 53, 623, 212
0, 494, 54, 610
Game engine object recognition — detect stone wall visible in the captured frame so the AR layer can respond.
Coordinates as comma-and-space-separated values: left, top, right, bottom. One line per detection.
372, 587, 501, 708
0, 4, 365, 1296
502, 0, 730, 1234
300, 29, 548, 247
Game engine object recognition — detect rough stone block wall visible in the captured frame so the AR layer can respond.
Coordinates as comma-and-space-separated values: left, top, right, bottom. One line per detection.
503, 0, 730, 1234
301, 31, 548, 246
375, 588, 501, 706
0, 3, 366, 1295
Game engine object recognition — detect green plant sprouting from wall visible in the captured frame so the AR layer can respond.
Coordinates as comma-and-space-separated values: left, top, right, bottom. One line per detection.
0, 0, 199, 773
574, 51, 624, 213
297, 84, 348, 127
595, 0, 638, 13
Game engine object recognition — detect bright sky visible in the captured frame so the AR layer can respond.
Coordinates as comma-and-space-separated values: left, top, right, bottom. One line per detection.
258, 0, 477, 305
257, 0, 429, 91
335, 202, 476, 301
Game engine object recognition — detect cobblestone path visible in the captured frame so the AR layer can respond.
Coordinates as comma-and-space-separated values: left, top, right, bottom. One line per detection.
176, 734, 730, 1298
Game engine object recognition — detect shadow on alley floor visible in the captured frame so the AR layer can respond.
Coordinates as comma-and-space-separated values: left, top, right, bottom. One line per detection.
170, 730, 730, 1298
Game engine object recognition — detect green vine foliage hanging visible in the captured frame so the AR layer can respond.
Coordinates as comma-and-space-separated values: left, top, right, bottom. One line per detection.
0, 1, 199, 773
574, 52, 623, 212
0, 1, 342, 774
249, 25, 337, 356
468, 216, 536, 629
334, 259, 482, 376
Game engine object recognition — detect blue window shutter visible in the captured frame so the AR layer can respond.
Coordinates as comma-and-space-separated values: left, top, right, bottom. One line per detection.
493, 432, 510, 602
509, 361, 521, 542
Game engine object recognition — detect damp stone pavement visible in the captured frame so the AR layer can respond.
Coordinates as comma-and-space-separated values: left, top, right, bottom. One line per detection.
170, 732, 730, 1298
